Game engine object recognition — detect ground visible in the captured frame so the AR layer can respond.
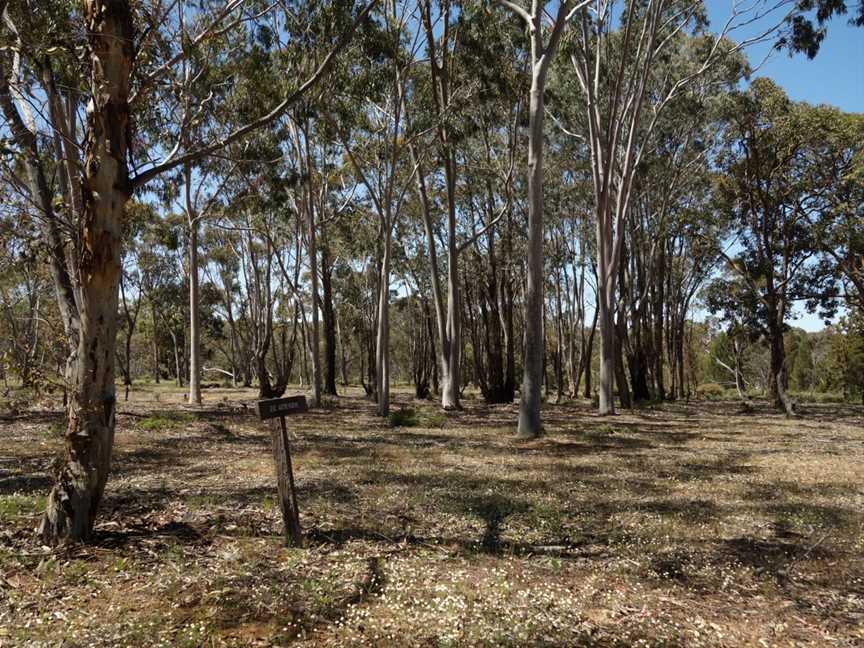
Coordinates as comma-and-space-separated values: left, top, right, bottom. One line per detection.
1, 385, 863, 647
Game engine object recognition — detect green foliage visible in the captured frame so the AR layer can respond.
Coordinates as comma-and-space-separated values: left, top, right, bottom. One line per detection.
0, 494, 46, 520
387, 407, 447, 428
791, 334, 815, 391
138, 412, 194, 431
828, 312, 864, 401
388, 407, 418, 428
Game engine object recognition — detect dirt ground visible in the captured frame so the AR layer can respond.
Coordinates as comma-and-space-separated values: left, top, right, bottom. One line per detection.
1, 385, 862, 647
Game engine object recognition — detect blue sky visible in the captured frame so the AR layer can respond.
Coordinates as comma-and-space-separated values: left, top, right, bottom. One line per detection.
705, 1, 863, 113
756, 21, 864, 113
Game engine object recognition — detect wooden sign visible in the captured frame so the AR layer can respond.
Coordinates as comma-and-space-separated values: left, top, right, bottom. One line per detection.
256, 395, 307, 547
256, 395, 308, 420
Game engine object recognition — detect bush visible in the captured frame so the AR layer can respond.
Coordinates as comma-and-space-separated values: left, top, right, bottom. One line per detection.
387, 407, 447, 428
788, 391, 847, 404
696, 383, 725, 400
423, 412, 447, 428
388, 408, 418, 427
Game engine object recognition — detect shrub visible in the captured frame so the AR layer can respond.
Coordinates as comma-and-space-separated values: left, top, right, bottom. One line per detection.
423, 412, 447, 428
788, 391, 846, 404
388, 407, 448, 428
388, 408, 418, 427
696, 383, 725, 400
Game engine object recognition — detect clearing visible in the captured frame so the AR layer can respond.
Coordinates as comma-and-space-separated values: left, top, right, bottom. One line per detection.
1, 387, 862, 647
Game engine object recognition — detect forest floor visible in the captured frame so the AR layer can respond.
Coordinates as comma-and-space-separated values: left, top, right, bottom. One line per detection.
0, 385, 863, 647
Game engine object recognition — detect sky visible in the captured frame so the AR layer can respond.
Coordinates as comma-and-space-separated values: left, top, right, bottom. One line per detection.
702, 1, 862, 331
702, 1, 863, 112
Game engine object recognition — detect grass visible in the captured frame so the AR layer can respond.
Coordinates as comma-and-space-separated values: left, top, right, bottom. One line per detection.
388, 406, 448, 428
137, 411, 196, 431
0, 493, 46, 520
0, 385, 862, 646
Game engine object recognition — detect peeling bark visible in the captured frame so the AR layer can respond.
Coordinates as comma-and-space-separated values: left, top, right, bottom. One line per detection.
39, 0, 134, 543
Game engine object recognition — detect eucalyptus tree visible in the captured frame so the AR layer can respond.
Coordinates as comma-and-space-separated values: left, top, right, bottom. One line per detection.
781, 0, 864, 57
202, 228, 246, 384
408, 0, 465, 410
271, 0, 387, 403
0, 218, 60, 391
284, 109, 358, 402
710, 79, 847, 414
615, 61, 738, 402
403, 0, 515, 409
449, 3, 527, 404
329, 200, 384, 393
115, 202, 154, 399
831, 312, 864, 403
136, 215, 190, 386
494, 0, 585, 437
334, 0, 424, 416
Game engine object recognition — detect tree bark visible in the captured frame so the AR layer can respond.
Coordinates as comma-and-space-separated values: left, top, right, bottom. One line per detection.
517, 53, 548, 439
582, 301, 598, 399
767, 314, 795, 416
320, 233, 338, 396
151, 303, 160, 383
187, 202, 202, 405
305, 185, 322, 407
336, 310, 349, 387
38, 0, 134, 544
375, 225, 392, 417
597, 284, 615, 414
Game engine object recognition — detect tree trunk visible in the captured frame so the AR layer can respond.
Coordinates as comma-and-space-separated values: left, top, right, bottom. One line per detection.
597, 286, 615, 414
614, 313, 632, 410
768, 317, 795, 415
187, 213, 202, 405
580, 303, 596, 399
336, 311, 349, 387
517, 62, 547, 439
653, 243, 666, 400
376, 225, 392, 417
223, 280, 239, 385
320, 235, 338, 396
306, 201, 322, 407
410, 144, 460, 411
171, 329, 183, 387
151, 303, 160, 383
39, 0, 134, 543
630, 345, 651, 402
441, 226, 460, 409
554, 276, 565, 403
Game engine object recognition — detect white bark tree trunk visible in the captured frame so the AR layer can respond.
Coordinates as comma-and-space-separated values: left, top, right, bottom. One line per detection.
495, 0, 572, 438
597, 283, 615, 415
187, 166, 202, 405
307, 190, 322, 407
376, 223, 392, 417
517, 65, 547, 438
38, 0, 134, 543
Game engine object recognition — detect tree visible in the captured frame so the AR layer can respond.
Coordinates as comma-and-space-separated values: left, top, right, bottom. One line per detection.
710, 79, 844, 415
494, 0, 581, 438
556, 0, 771, 414
335, 0, 422, 416
781, 0, 864, 57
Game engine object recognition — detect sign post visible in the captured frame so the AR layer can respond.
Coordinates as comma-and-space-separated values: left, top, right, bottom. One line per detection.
256, 396, 307, 546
